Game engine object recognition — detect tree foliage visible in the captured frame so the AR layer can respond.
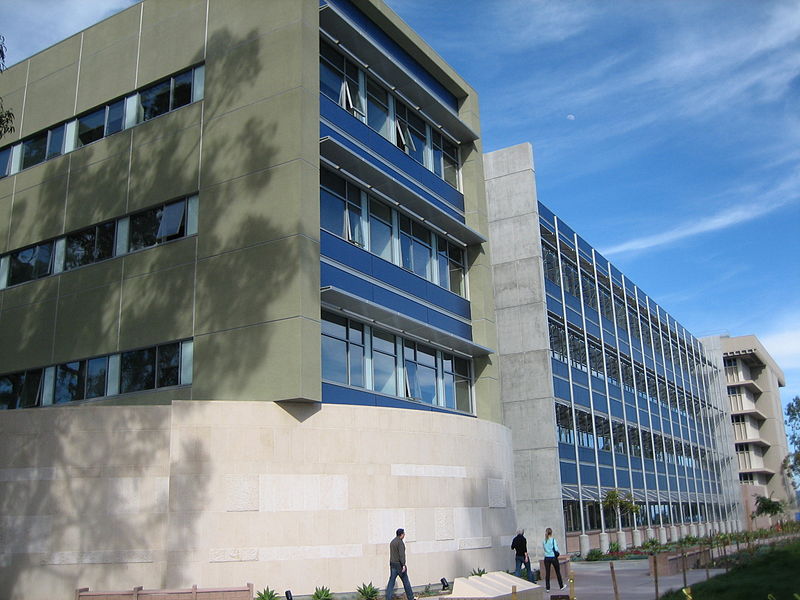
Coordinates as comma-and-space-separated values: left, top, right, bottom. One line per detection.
786, 395, 800, 482
752, 494, 784, 518
0, 35, 15, 140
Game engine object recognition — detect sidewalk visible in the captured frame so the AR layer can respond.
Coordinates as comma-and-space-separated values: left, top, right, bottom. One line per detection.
567, 559, 723, 600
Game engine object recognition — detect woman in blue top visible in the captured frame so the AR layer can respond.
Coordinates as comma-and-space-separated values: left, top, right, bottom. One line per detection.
542, 527, 565, 592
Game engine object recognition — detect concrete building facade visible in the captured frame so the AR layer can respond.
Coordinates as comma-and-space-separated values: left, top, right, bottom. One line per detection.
485, 144, 742, 556
0, 2, 513, 599
718, 335, 794, 528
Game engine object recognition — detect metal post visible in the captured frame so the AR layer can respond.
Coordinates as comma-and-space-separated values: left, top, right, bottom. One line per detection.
653, 552, 659, 600
681, 548, 687, 590
569, 574, 575, 600
511, 584, 517, 600
610, 562, 620, 600
705, 539, 710, 580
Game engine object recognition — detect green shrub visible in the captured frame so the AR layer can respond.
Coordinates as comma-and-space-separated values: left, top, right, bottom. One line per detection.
608, 541, 621, 553
256, 588, 278, 600
470, 568, 486, 576
356, 582, 378, 600
585, 548, 604, 561
312, 586, 332, 600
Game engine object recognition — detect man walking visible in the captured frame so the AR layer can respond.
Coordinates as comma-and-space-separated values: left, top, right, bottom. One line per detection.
511, 529, 535, 582
386, 528, 416, 600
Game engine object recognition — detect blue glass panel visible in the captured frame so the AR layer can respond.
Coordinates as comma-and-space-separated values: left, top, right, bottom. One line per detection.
644, 458, 655, 472
539, 202, 556, 226
585, 321, 601, 339
669, 477, 678, 490
572, 369, 588, 387
632, 471, 644, 489
546, 295, 563, 314
658, 474, 667, 489
580, 464, 597, 485
600, 467, 615, 487
545, 278, 561, 296
645, 472, 656, 488
629, 456, 642, 470
610, 400, 624, 418
551, 359, 569, 378
573, 384, 590, 407
615, 454, 628, 468
616, 469, 630, 488
598, 451, 613, 466
566, 308, 582, 327
564, 293, 581, 312
553, 376, 571, 401
560, 461, 578, 484
559, 443, 576, 460
593, 394, 608, 413
578, 447, 595, 463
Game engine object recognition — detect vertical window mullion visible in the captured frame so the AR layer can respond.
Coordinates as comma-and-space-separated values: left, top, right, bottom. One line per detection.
364, 324, 374, 391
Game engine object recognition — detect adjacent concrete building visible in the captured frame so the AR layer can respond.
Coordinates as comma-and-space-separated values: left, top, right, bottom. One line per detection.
485, 144, 742, 556
718, 335, 795, 528
0, 1, 513, 598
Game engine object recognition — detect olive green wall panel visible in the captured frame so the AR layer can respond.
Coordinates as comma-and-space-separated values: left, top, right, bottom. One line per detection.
53, 282, 122, 363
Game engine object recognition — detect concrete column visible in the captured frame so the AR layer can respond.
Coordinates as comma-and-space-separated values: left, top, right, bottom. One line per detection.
697, 522, 707, 537
632, 528, 642, 547
616, 529, 628, 551
599, 532, 610, 553
645, 527, 655, 542
689, 523, 698, 537
680, 524, 689, 538
658, 526, 668, 545
579, 534, 591, 557
669, 525, 679, 542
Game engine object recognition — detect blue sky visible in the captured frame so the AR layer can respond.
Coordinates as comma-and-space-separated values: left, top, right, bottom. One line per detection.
3, 1, 799, 408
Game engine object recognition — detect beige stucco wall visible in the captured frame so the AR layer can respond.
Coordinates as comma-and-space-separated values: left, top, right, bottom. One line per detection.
0, 401, 516, 599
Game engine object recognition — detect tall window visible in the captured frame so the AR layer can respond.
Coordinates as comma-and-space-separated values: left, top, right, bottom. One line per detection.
555, 402, 574, 444
562, 258, 580, 297
628, 424, 642, 457
612, 421, 628, 455
549, 319, 567, 362
568, 330, 586, 371
321, 311, 473, 412
543, 243, 560, 285
595, 414, 611, 451
575, 409, 595, 448
320, 169, 467, 296
404, 340, 437, 403
321, 312, 365, 387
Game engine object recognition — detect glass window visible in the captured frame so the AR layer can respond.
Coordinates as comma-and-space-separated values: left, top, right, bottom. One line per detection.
549, 319, 567, 362
399, 215, 431, 279
140, 80, 171, 121
576, 409, 594, 448
368, 199, 393, 261
581, 271, 597, 308
595, 415, 611, 451
568, 330, 586, 370
64, 221, 116, 270
8, 241, 53, 286
21, 133, 47, 169
85, 356, 108, 399
628, 425, 641, 457
129, 199, 188, 251
46, 125, 65, 160
437, 238, 465, 296
171, 71, 193, 110
562, 259, 580, 297
555, 402, 574, 444
120, 347, 156, 393
321, 311, 365, 388
78, 108, 106, 146
0, 373, 23, 410
106, 99, 125, 135
320, 41, 346, 104
395, 102, 426, 164
0, 146, 11, 178
157, 342, 181, 387
366, 78, 390, 139
543, 243, 560, 284
54, 361, 86, 404
612, 421, 627, 454
404, 341, 437, 404
320, 169, 363, 245
372, 329, 397, 396
442, 352, 470, 411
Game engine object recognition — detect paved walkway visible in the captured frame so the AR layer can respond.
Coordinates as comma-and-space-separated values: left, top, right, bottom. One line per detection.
565, 559, 723, 600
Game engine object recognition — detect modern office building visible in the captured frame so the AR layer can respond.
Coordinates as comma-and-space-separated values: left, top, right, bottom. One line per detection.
485, 144, 742, 555
0, 1, 515, 599
715, 335, 794, 528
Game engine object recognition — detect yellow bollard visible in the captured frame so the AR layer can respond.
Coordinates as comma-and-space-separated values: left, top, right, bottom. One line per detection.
569, 574, 575, 600
609, 562, 619, 600
681, 587, 693, 600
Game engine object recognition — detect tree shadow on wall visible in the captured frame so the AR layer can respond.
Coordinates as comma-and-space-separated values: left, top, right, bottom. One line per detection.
1, 21, 316, 598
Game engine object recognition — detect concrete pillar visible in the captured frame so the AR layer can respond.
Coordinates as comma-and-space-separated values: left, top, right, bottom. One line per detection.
689, 523, 698, 537
680, 524, 689, 538
599, 532, 610, 553
616, 529, 628, 551
579, 534, 591, 557
632, 528, 643, 547
658, 526, 668, 545
669, 525, 679, 542
697, 522, 707, 538
645, 527, 655, 542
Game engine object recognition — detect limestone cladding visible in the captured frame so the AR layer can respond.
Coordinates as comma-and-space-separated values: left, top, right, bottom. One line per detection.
0, 401, 516, 599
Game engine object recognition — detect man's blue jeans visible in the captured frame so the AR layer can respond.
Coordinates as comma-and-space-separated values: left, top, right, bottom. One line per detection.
515, 555, 534, 581
386, 562, 414, 600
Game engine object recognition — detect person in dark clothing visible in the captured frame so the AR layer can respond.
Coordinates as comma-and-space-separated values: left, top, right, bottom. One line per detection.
511, 529, 535, 582
386, 528, 416, 600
